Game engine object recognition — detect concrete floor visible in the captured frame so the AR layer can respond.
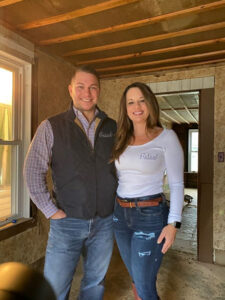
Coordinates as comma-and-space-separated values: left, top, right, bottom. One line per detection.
70, 245, 225, 300
172, 188, 198, 256
68, 188, 225, 299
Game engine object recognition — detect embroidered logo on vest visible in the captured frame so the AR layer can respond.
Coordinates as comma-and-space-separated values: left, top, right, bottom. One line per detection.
99, 131, 114, 138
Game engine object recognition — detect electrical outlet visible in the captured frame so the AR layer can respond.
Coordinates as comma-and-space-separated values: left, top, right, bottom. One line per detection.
218, 152, 224, 162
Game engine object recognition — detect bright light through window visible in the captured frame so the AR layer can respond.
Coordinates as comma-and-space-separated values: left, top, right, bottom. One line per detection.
0, 68, 13, 105
191, 132, 198, 152
0, 67, 13, 220
189, 129, 199, 172
0, 36, 32, 225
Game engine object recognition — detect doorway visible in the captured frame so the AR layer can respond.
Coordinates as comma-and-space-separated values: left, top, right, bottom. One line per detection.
153, 80, 214, 263
156, 91, 199, 257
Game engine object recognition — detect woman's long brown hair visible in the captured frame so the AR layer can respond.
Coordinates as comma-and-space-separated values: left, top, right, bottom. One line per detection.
111, 82, 162, 161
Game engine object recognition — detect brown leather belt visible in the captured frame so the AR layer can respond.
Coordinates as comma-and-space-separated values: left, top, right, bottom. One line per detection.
116, 196, 162, 208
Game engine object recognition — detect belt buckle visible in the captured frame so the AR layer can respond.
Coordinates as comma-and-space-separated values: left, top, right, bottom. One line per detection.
118, 198, 128, 203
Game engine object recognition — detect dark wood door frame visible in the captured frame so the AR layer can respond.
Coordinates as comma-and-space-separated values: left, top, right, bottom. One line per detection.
198, 88, 214, 263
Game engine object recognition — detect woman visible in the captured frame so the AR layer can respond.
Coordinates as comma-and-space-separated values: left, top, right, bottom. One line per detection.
112, 82, 184, 300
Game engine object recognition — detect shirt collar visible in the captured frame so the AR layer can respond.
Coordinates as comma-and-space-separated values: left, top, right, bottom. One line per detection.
73, 105, 99, 122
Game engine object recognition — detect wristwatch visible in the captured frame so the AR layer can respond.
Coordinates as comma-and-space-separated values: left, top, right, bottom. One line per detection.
168, 221, 181, 229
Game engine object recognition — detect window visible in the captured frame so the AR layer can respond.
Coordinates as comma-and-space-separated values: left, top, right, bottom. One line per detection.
0, 53, 32, 226
188, 129, 198, 172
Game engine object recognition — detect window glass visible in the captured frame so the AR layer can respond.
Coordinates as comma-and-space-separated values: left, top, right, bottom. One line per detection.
0, 68, 13, 141
191, 131, 198, 152
0, 68, 14, 222
191, 151, 198, 172
0, 145, 12, 221
0, 31, 33, 231
0, 61, 28, 224
189, 129, 199, 172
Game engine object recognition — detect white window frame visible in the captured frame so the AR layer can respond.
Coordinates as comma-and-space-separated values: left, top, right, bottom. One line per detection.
188, 129, 199, 173
0, 51, 31, 224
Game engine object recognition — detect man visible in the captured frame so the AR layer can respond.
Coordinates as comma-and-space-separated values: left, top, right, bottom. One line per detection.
24, 65, 117, 300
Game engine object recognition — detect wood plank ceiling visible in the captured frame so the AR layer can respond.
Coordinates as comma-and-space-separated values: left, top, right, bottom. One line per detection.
0, 0, 225, 81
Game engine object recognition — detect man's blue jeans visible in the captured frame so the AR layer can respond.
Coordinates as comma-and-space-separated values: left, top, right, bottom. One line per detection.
113, 195, 169, 300
44, 214, 114, 300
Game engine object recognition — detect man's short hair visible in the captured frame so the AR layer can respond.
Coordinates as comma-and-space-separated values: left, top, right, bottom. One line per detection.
71, 65, 100, 87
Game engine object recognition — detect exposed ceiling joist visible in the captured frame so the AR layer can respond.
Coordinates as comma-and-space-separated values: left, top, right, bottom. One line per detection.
77, 37, 225, 65
161, 97, 190, 124
178, 96, 198, 123
101, 57, 225, 78
39, 0, 225, 45
160, 116, 170, 123
0, 0, 23, 7
97, 49, 225, 72
63, 21, 225, 56
159, 95, 199, 124
160, 110, 181, 124
1, 0, 225, 78
162, 106, 198, 111
17, 0, 139, 30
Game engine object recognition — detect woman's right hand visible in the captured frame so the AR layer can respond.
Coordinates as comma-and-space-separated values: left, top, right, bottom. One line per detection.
157, 224, 177, 254
50, 209, 67, 219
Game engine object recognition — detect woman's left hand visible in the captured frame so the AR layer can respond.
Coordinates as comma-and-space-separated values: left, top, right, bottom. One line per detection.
157, 225, 177, 254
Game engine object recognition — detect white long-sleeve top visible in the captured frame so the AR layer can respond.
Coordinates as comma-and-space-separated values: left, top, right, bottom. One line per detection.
115, 129, 184, 223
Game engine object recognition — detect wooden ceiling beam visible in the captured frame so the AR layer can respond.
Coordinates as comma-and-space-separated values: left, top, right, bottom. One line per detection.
159, 116, 170, 124
97, 49, 225, 72
160, 110, 181, 124
0, 0, 23, 7
100, 57, 225, 78
161, 106, 199, 111
76, 37, 225, 65
178, 95, 198, 123
63, 21, 225, 56
161, 97, 190, 124
16, 0, 139, 30
39, 0, 225, 45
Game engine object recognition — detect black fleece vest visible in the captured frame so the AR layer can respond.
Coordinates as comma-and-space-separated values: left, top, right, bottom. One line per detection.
48, 106, 117, 219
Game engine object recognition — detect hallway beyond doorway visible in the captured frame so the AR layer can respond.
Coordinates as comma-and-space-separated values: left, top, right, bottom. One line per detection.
172, 188, 198, 256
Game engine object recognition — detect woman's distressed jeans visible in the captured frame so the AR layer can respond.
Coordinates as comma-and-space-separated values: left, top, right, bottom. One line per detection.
113, 195, 169, 300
